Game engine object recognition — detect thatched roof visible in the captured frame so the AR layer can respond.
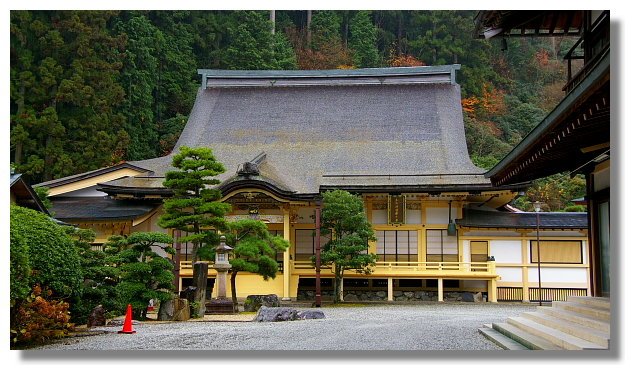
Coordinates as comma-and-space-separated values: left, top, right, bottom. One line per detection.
130, 65, 489, 195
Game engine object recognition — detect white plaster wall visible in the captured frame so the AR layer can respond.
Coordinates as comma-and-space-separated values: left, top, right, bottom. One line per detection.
426, 207, 457, 224
372, 209, 388, 224
462, 240, 470, 261
495, 267, 523, 283
528, 268, 588, 283
406, 209, 422, 224
490, 240, 522, 263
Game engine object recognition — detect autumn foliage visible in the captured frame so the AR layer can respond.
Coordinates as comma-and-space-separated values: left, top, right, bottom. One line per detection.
11, 285, 73, 346
388, 53, 425, 67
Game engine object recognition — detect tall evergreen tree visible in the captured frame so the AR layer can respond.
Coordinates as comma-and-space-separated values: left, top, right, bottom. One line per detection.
224, 11, 297, 70
10, 10, 128, 182
115, 15, 161, 161
349, 11, 380, 68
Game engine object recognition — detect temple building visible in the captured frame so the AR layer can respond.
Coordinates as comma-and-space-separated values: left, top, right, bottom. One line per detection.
36, 65, 590, 303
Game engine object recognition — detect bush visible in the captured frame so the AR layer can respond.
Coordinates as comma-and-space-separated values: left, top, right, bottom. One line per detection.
10, 205, 82, 299
10, 226, 31, 306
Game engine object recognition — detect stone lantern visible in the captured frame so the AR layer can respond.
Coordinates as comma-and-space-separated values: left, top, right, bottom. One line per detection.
206, 235, 236, 314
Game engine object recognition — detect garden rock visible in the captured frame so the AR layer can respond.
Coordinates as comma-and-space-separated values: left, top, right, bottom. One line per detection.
461, 292, 475, 302
158, 298, 191, 321
253, 307, 299, 322
244, 294, 280, 312
87, 305, 106, 328
298, 310, 326, 320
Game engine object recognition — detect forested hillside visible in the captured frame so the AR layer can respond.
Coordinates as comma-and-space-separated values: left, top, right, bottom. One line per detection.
9, 10, 585, 211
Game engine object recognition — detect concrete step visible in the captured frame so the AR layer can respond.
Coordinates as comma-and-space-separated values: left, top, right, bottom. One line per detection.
521, 311, 610, 348
566, 296, 611, 310
491, 322, 562, 350
507, 316, 606, 350
538, 305, 610, 333
552, 301, 611, 322
479, 324, 529, 350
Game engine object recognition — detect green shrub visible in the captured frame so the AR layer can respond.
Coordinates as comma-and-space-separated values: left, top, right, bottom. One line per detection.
10, 206, 82, 299
10, 226, 31, 306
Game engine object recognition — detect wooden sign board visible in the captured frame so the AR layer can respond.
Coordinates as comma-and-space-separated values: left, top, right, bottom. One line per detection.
388, 195, 406, 225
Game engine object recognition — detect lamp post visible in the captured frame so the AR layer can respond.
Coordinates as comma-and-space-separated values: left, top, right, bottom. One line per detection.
533, 201, 543, 306
315, 201, 322, 308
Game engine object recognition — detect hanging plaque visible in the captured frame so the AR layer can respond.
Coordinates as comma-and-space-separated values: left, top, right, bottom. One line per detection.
388, 195, 406, 225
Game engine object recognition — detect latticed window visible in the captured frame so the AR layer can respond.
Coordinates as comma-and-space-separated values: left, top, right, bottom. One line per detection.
426, 229, 458, 262
294, 229, 330, 261
375, 230, 418, 262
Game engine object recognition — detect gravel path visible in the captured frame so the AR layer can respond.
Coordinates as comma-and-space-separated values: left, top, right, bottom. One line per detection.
36, 303, 537, 350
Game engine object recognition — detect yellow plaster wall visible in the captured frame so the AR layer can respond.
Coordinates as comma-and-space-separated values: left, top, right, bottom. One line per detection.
211, 274, 285, 299
47, 168, 145, 196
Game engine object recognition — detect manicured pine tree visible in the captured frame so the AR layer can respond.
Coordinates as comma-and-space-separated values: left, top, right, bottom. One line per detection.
109, 232, 175, 320
159, 146, 231, 312
159, 146, 231, 261
318, 190, 377, 303
226, 220, 289, 309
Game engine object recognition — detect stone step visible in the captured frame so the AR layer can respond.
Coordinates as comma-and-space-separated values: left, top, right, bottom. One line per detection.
566, 296, 611, 310
552, 301, 611, 322
507, 316, 606, 350
491, 322, 562, 350
521, 311, 610, 348
479, 324, 530, 350
538, 305, 610, 333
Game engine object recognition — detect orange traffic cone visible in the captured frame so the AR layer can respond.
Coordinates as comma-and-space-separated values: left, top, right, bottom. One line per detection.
118, 304, 136, 334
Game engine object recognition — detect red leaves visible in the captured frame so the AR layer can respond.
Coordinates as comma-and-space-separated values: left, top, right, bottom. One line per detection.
11, 285, 73, 346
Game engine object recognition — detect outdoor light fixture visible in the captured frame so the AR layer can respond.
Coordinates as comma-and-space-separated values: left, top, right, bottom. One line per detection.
447, 200, 457, 236
533, 201, 543, 306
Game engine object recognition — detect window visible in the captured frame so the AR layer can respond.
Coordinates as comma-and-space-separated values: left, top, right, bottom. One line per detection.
470, 241, 488, 271
426, 229, 458, 262
376, 230, 418, 262
530, 241, 583, 264
269, 230, 285, 264
294, 229, 330, 261
470, 241, 488, 262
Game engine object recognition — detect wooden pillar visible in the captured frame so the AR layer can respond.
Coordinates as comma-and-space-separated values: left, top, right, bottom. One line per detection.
282, 207, 291, 300
387, 277, 393, 301
489, 278, 498, 303
438, 278, 444, 302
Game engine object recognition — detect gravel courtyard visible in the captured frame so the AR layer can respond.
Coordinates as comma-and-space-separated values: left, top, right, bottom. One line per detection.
37, 303, 537, 351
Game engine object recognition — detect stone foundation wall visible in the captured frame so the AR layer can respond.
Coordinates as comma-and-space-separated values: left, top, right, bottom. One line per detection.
297, 290, 487, 302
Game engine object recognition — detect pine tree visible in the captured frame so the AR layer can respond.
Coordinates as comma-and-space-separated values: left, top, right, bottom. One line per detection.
158, 146, 231, 262
109, 232, 175, 320
226, 220, 289, 308
318, 190, 377, 303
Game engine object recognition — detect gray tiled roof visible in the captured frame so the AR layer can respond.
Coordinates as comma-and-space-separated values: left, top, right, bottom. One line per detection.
457, 209, 588, 229
131, 67, 485, 195
51, 197, 159, 220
